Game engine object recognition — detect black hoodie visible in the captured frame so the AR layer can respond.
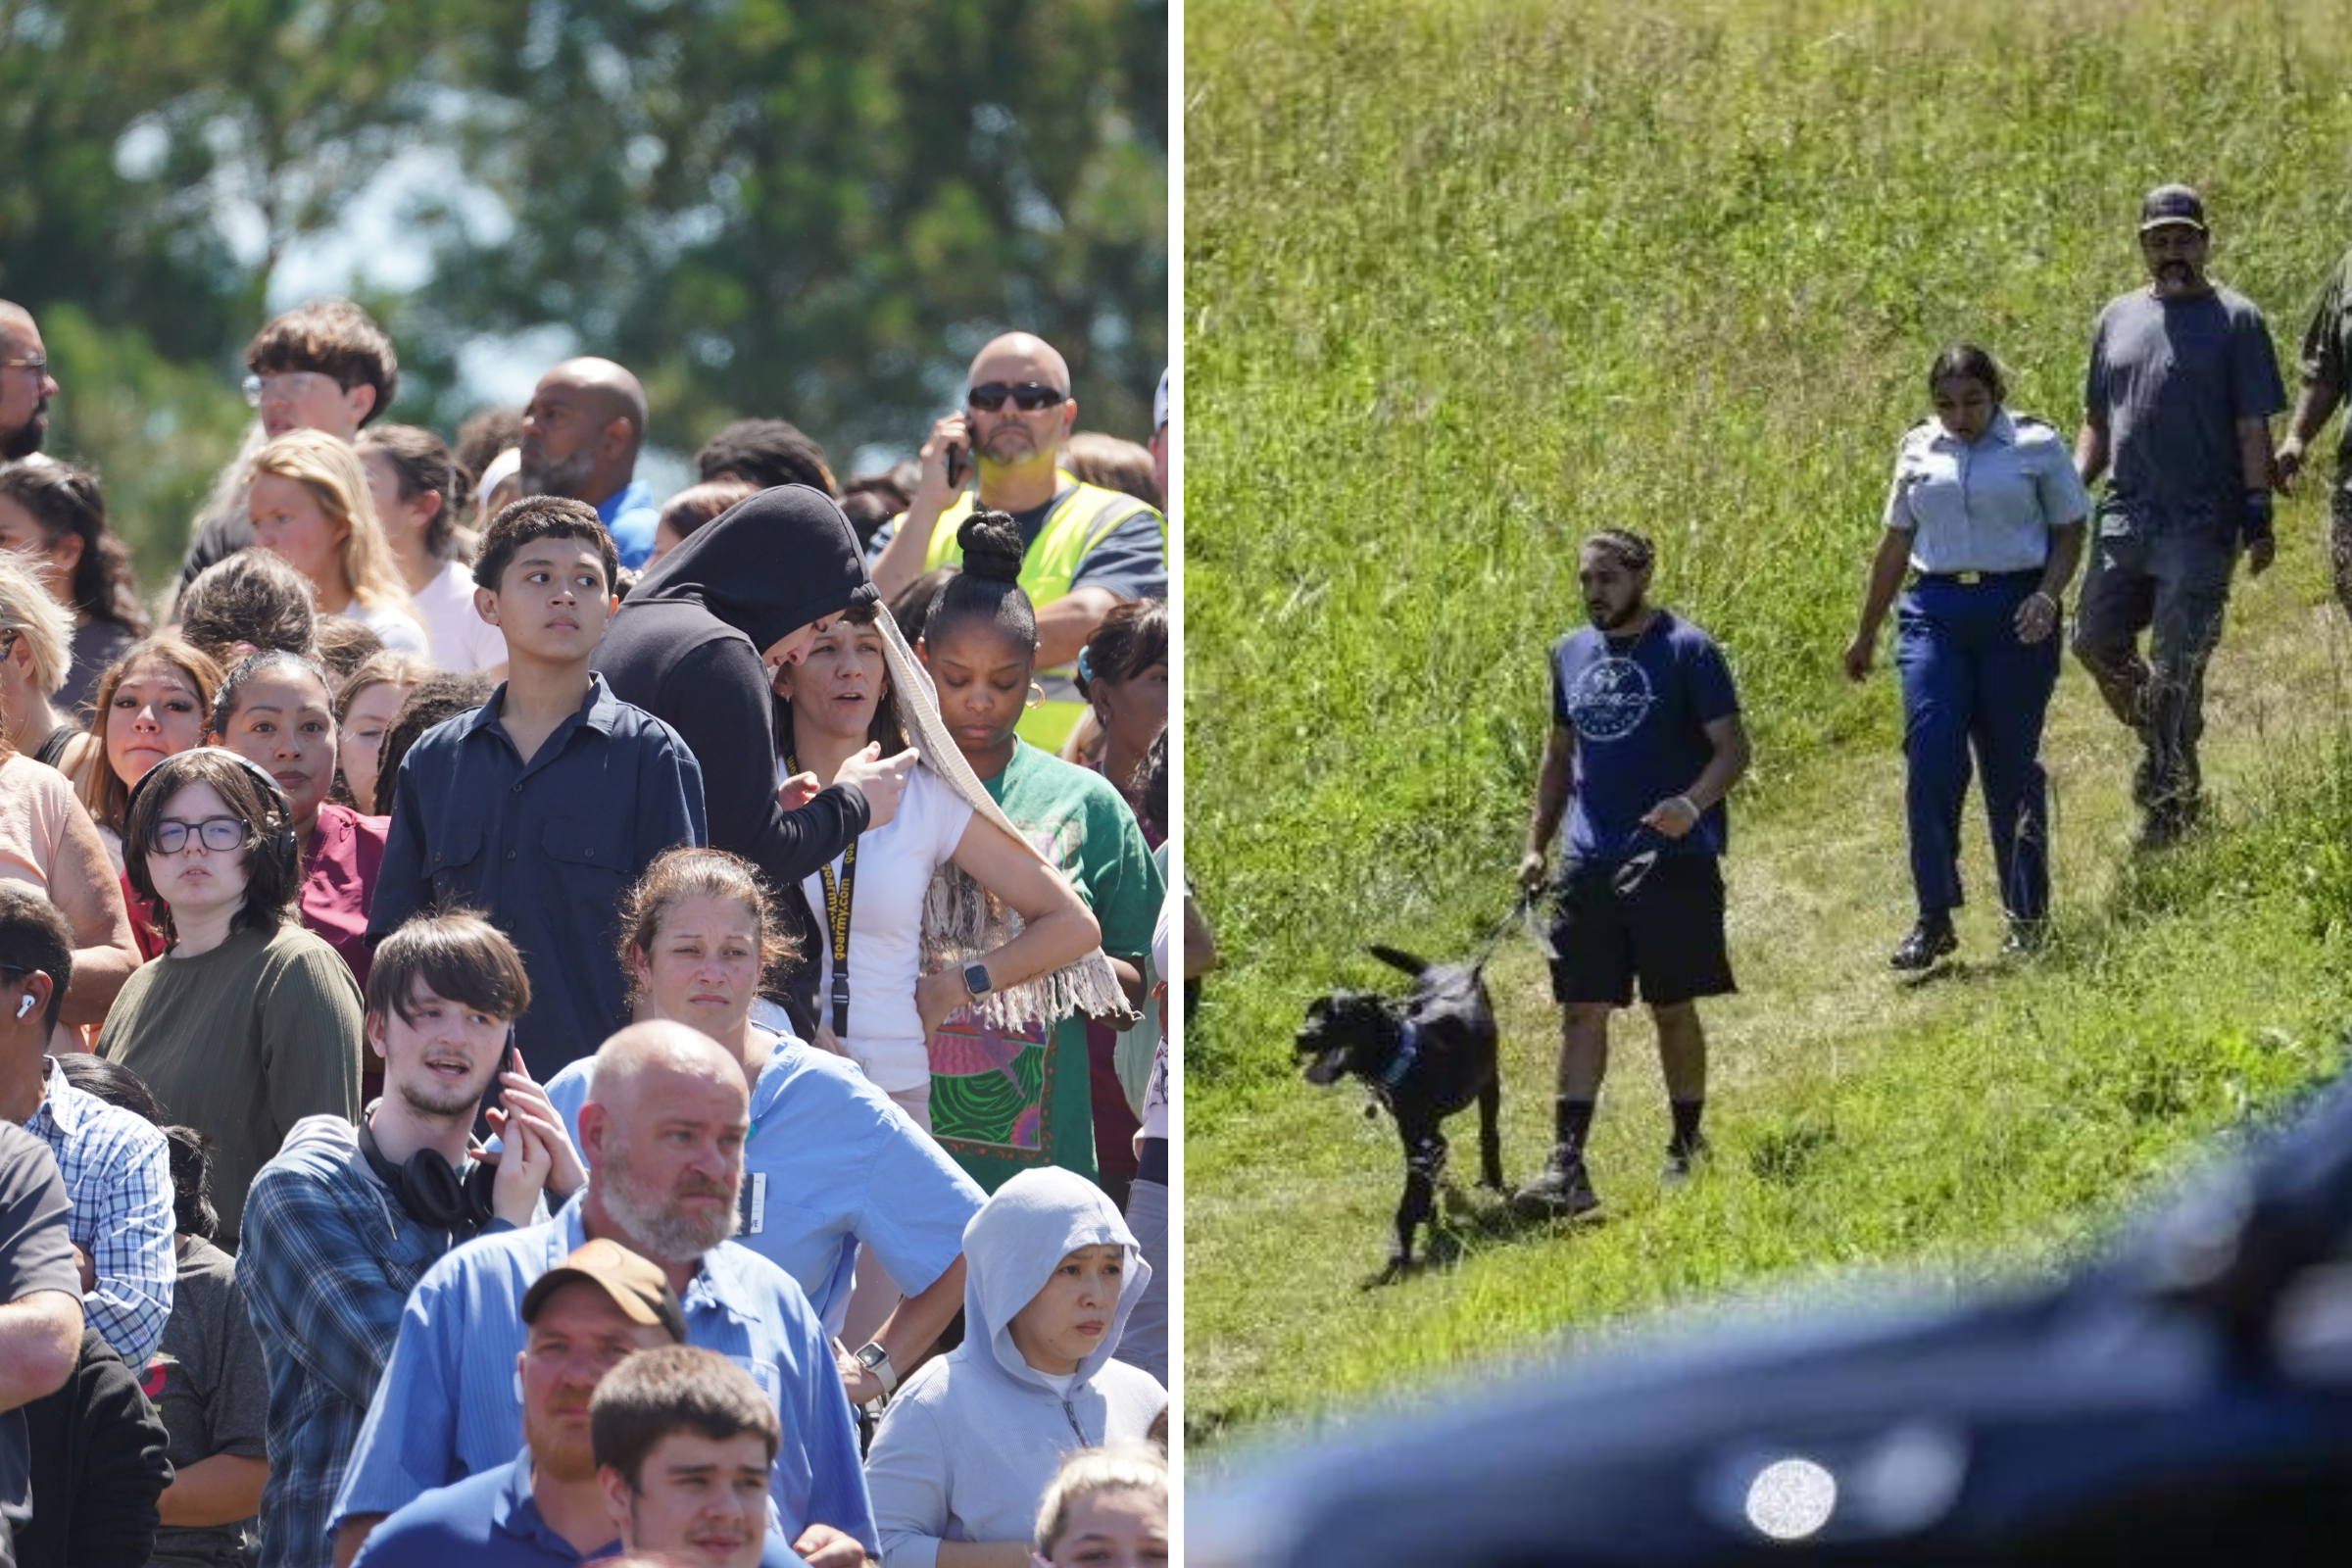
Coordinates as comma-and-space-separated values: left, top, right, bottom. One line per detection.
596, 484, 881, 1026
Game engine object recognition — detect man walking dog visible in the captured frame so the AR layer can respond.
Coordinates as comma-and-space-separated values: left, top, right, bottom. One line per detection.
1516, 529, 1749, 1219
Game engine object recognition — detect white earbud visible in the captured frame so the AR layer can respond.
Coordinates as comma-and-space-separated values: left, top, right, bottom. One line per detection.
14, 995, 32, 1021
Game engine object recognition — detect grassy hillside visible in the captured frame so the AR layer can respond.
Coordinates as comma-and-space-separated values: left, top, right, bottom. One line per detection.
1184, 0, 2352, 1447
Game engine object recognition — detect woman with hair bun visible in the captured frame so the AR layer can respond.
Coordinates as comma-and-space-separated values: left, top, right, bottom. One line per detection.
0, 456, 152, 711
916, 511, 1164, 1197
1843, 342, 2090, 968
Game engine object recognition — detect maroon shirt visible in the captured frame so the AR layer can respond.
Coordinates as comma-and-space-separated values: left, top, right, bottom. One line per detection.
301, 803, 387, 997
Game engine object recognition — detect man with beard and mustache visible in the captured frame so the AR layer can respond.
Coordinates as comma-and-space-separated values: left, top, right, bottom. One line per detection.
865, 332, 1166, 748
517, 359, 662, 570
341, 1240, 689, 1566
0, 305, 58, 462
239, 911, 577, 1568
1512, 530, 1749, 1221
2073, 184, 2286, 849
328, 1021, 873, 1568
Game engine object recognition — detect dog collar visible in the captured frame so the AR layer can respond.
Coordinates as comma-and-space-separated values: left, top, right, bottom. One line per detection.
1378, 1018, 1423, 1090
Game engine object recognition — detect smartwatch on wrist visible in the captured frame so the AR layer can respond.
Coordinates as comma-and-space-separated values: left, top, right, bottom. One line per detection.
963, 961, 994, 999
854, 1341, 899, 1399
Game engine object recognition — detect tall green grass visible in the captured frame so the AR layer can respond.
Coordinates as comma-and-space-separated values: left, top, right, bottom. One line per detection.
1186, 0, 2352, 1444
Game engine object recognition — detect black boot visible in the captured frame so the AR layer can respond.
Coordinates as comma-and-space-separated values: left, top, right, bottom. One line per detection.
1512, 1145, 1601, 1219
1890, 912, 1957, 971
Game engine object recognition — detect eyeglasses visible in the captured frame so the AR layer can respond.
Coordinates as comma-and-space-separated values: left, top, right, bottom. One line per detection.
966, 382, 1068, 413
243, 370, 331, 408
1, 356, 46, 377
152, 816, 248, 855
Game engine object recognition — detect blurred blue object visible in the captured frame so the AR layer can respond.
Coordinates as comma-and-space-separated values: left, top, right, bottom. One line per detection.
1190, 1073, 2352, 1567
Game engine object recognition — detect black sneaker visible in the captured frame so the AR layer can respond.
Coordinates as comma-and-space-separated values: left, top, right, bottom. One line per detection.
1512, 1148, 1601, 1220
1661, 1137, 1709, 1188
1890, 914, 1958, 971
2002, 918, 2048, 958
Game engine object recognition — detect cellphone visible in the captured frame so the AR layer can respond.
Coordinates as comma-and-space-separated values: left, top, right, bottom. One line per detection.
476, 1035, 523, 1136
944, 440, 968, 490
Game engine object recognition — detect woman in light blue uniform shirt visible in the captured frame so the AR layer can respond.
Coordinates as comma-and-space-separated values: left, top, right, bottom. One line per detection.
539, 846, 983, 1411
1844, 344, 2090, 969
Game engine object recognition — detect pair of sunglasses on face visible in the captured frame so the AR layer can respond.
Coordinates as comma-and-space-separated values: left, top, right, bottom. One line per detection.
966, 381, 1068, 413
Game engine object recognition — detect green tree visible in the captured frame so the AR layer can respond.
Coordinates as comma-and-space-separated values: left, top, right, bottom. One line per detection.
0, 0, 1167, 596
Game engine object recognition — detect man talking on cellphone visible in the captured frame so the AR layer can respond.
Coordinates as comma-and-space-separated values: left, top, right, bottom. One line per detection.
863, 331, 1166, 746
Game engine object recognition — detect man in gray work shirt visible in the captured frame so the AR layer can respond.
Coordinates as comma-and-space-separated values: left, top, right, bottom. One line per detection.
2072, 182, 2285, 848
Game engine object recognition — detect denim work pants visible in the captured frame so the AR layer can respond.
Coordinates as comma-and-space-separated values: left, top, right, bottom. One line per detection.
2071, 512, 2235, 811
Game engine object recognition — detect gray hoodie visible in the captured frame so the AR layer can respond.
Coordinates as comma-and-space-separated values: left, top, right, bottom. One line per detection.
864, 1168, 1166, 1568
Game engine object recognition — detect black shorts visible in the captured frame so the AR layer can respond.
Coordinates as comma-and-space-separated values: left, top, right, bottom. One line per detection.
1547, 853, 1736, 1008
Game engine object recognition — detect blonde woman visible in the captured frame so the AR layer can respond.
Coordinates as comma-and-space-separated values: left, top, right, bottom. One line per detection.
246, 429, 427, 655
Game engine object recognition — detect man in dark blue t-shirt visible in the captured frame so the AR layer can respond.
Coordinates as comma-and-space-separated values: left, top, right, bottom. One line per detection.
1514, 530, 1749, 1219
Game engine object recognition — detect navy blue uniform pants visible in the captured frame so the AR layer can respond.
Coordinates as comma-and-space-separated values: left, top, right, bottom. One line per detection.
1895, 571, 2059, 921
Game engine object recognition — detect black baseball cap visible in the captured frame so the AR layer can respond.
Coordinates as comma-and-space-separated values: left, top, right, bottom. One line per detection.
2139, 183, 2208, 233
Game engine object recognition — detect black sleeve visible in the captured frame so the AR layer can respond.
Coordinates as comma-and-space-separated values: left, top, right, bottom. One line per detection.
22, 1332, 170, 1568
658, 640, 869, 887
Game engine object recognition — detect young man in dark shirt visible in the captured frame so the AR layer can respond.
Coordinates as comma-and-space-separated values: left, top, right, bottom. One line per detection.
1515, 530, 1750, 1219
369, 500, 707, 1073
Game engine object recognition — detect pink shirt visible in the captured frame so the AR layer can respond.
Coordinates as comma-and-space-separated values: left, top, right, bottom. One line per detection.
302, 803, 388, 996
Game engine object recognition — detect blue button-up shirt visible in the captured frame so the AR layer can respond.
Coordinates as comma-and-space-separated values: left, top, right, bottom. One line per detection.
369, 674, 707, 1077
542, 1033, 983, 1338
24, 1054, 173, 1365
329, 1195, 876, 1557
1881, 410, 2090, 574
595, 478, 660, 570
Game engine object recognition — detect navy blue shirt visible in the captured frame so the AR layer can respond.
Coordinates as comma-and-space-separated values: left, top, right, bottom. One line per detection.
369, 674, 708, 1076
354, 1447, 805, 1567
1549, 611, 1740, 862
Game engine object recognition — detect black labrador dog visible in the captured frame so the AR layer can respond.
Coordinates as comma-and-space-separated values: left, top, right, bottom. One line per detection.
1297, 944, 1504, 1287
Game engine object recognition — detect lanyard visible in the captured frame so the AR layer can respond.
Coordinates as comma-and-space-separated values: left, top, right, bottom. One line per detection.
793, 755, 857, 1039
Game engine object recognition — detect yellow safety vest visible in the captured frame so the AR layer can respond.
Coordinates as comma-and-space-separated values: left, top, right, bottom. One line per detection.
914, 473, 1166, 749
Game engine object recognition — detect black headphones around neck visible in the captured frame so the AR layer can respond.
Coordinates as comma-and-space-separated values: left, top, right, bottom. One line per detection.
124, 746, 301, 863
359, 1114, 498, 1232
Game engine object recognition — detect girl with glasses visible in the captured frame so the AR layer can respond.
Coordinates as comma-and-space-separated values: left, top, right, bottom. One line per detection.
97, 747, 364, 1250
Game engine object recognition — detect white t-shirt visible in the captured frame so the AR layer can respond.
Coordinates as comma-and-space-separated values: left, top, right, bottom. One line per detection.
407, 559, 507, 672
799, 762, 973, 1093
338, 598, 429, 657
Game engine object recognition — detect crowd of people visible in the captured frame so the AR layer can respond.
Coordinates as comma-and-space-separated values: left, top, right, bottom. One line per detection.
0, 290, 1174, 1568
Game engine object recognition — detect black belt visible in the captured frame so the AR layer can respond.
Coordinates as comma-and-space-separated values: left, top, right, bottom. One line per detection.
1136, 1137, 1168, 1186
1908, 567, 2043, 587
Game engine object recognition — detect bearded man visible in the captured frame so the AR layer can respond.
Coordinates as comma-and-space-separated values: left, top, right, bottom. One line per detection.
1512, 530, 1750, 1222
323, 1020, 875, 1568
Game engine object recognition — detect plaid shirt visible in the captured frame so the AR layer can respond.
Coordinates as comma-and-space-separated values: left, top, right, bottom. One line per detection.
24, 1054, 174, 1364
239, 1116, 499, 1568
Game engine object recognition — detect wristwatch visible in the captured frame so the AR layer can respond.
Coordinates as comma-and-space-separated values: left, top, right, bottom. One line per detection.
854, 1341, 899, 1399
963, 961, 994, 999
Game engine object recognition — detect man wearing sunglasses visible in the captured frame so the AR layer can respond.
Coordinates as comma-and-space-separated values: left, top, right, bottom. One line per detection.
867, 331, 1167, 748
0, 303, 59, 463
174, 299, 401, 596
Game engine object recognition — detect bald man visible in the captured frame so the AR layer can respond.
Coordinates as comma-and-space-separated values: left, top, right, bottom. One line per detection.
521, 359, 662, 568
0, 303, 58, 461
328, 1022, 875, 1568
867, 331, 1167, 746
